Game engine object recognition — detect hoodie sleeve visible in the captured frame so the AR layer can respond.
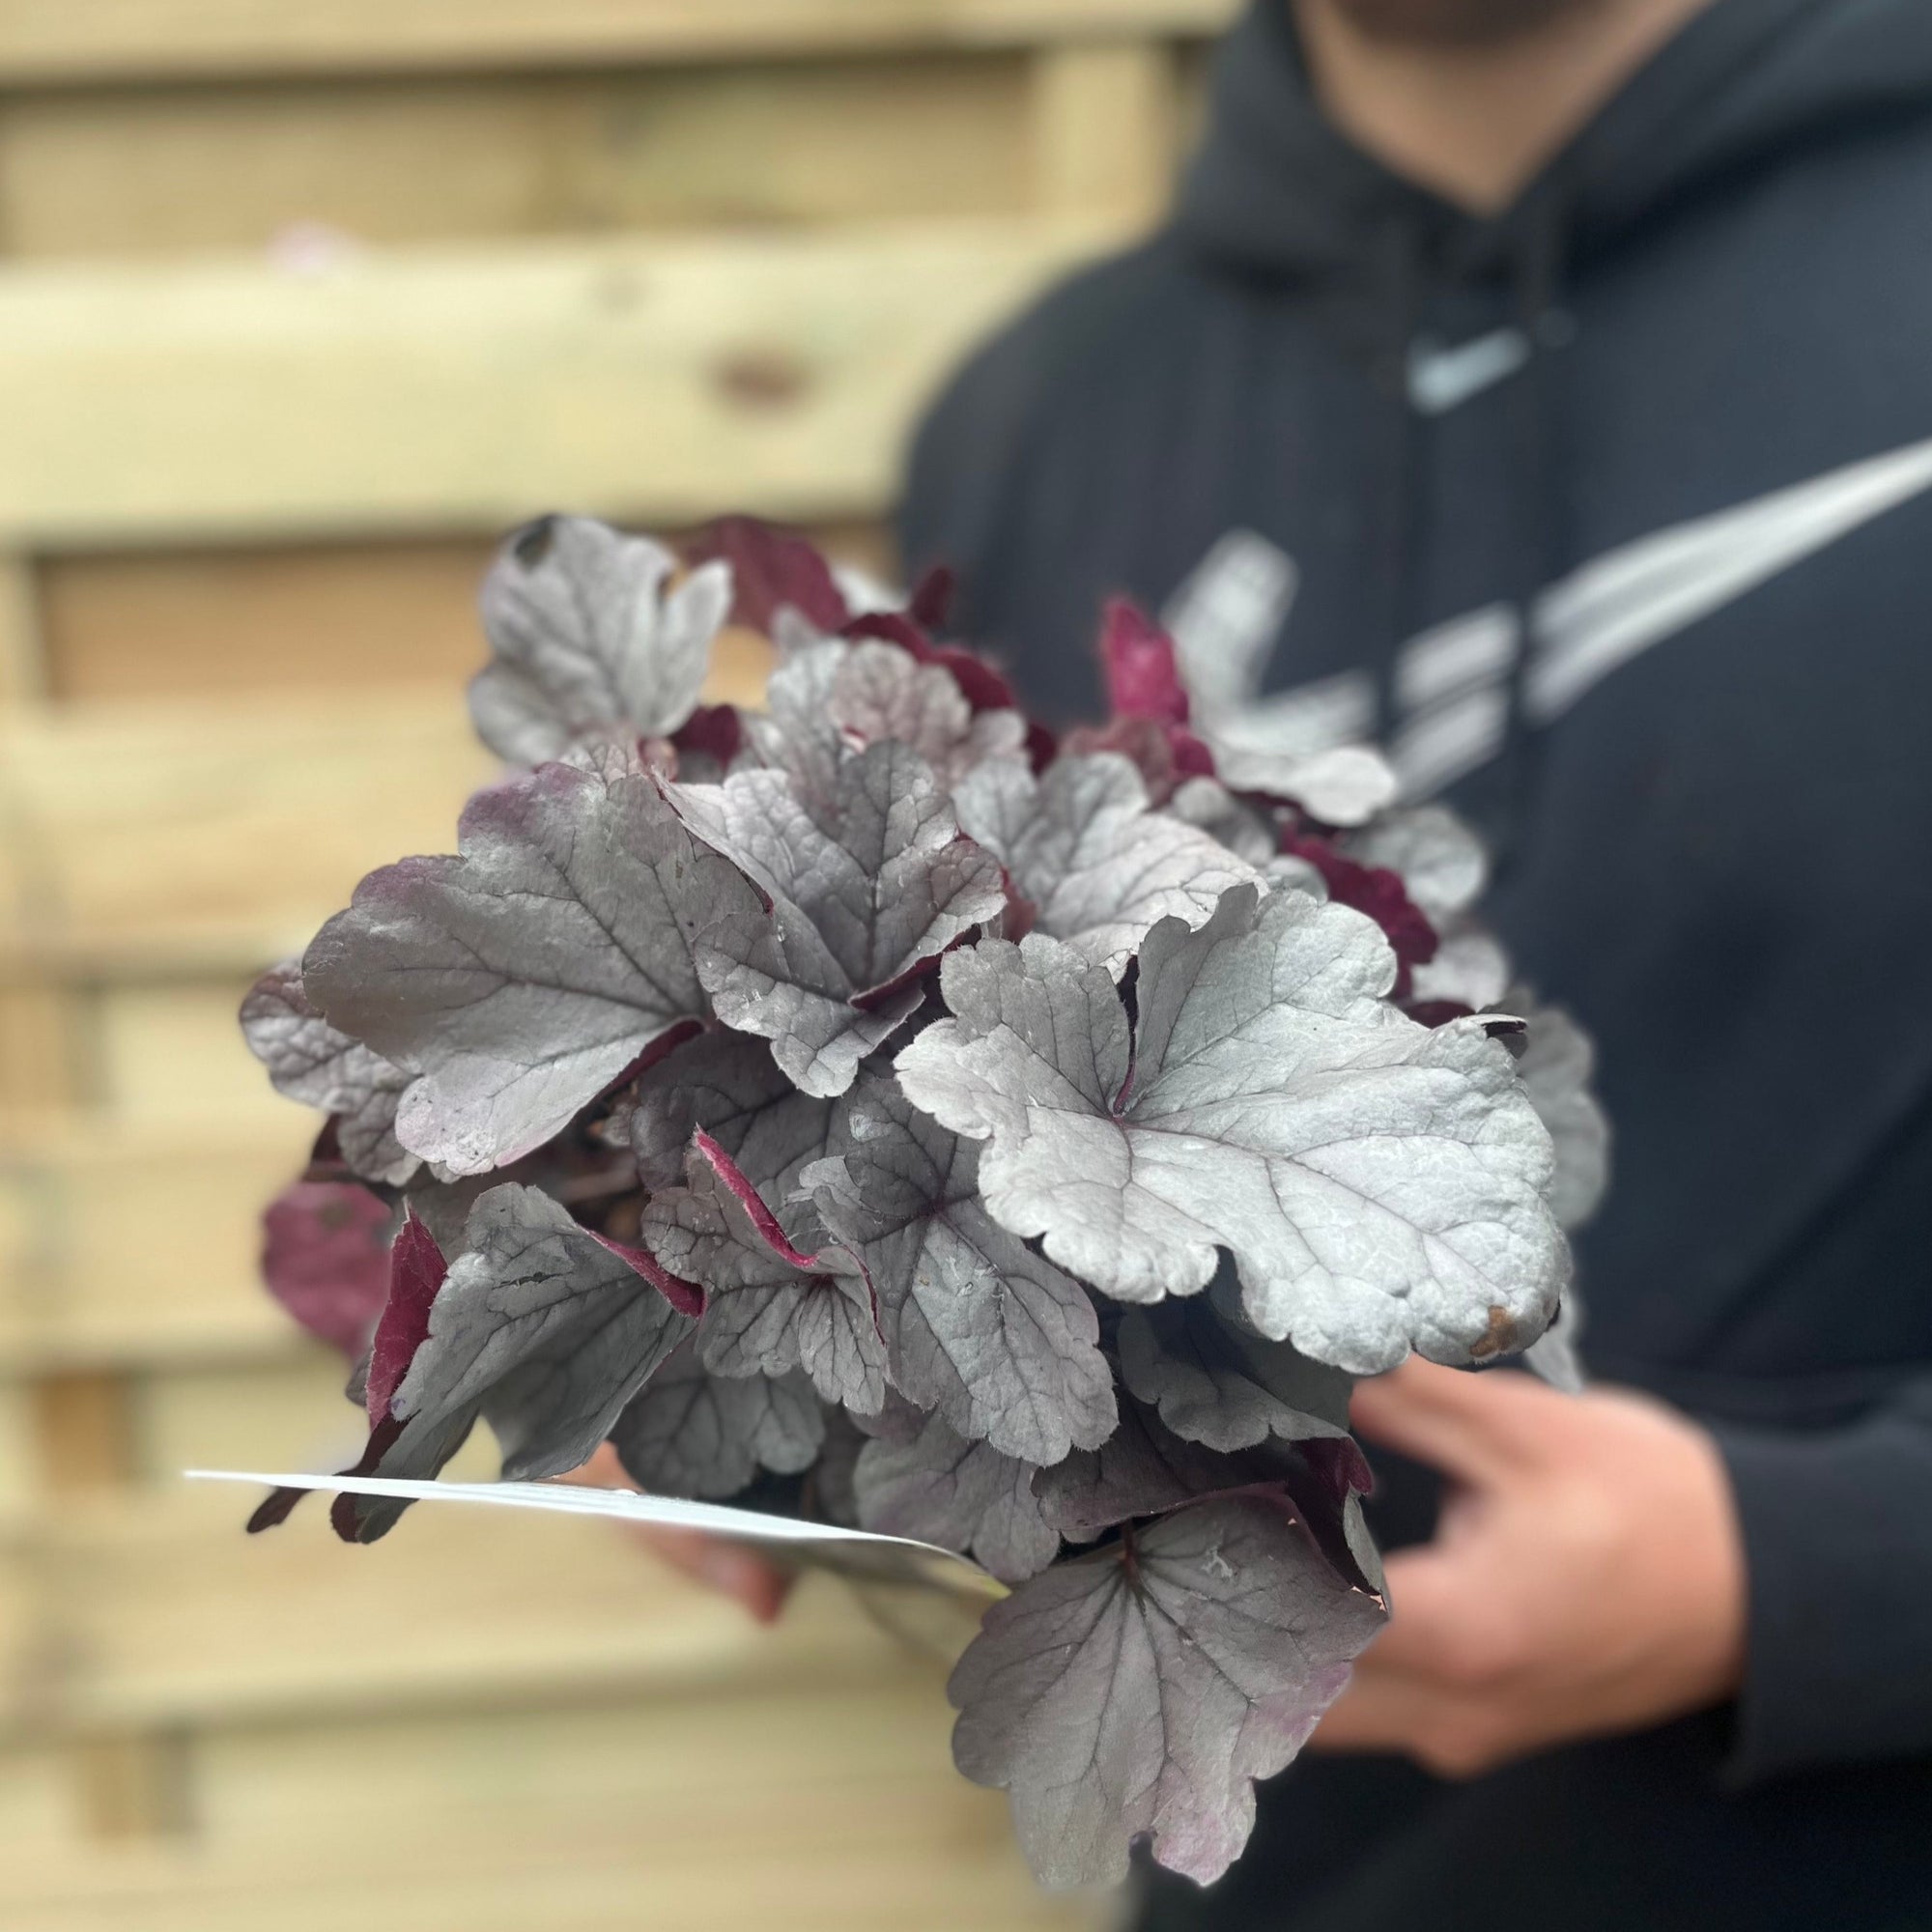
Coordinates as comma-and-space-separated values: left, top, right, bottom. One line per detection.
1713, 1375, 1932, 1780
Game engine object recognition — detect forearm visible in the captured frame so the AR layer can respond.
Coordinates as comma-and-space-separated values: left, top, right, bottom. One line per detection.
1715, 1378, 1932, 1780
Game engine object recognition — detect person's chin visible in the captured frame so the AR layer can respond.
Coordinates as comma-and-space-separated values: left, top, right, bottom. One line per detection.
1322, 0, 1603, 47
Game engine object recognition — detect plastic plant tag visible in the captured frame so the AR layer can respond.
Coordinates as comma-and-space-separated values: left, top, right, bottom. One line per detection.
186, 1468, 1004, 1599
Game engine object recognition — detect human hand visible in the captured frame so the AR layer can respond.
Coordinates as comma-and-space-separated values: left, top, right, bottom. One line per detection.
1310, 1358, 1747, 1777
562, 1443, 794, 1624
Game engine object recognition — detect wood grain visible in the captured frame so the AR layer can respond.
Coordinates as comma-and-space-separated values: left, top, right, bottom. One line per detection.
0, 220, 1114, 549
0, 0, 1232, 83
0, 60, 1030, 261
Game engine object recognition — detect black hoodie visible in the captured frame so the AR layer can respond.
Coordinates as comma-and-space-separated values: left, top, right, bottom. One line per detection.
899, 1, 1932, 1923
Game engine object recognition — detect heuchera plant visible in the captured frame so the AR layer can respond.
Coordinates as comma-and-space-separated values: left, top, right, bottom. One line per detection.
241, 515, 1607, 1890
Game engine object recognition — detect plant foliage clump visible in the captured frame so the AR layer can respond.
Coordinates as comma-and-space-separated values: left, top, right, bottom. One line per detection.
242, 516, 1605, 1889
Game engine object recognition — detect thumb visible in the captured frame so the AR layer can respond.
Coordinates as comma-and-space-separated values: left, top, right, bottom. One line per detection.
1350, 1358, 1554, 1486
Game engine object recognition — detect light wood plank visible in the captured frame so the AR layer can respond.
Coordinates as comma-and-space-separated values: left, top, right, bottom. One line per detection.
0, 557, 45, 710
0, 219, 1114, 550
0, 0, 1232, 84
0, 60, 1029, 262
0, 1117, 321, 1372
40, 526, 884, 705
1032, 41, 1178, 222
0, 690, 491, 969
43, 1499, 977, 1733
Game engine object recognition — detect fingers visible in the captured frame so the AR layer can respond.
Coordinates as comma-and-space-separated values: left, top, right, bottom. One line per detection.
638, 1526, 794, 1625
1349, 1358, 1558, 1483
1351, 1548, 1471, 1675
558, 1443, 793, 1623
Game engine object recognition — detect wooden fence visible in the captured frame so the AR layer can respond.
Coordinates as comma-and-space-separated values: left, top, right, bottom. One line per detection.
0, 4, 1234, 1924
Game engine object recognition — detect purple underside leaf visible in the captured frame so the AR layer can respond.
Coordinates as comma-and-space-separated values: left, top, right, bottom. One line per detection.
249, 1205, 448, 1536
241, 962, 417, 1185
895, 883, 1569, 1374
800, 1072, 1115, 1465
668, 739, 1007, 1098
853, 1399, 1058, 1583
952, 752, 1261, 975
948, 1492, 1386, 1889
468, 515, 731, 763
259, 1178, 396, 1358
327, 1182, 696, 1542
1117, 1288, 1354, 1453
1341, 804, 1489, 924
610, 1338, 825, 1500
684, 514, 850, 635
641, 1134, 887, 1412
301, 748, 760, 1177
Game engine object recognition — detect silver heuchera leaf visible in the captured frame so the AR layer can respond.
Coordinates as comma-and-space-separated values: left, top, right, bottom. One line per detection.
854, 1402, 1059, 1583
469, 516, 730, 762
799, 1075, 1115, 1465
953, 753, 1261, 973
1513, 995, 1611, 1232
1033, 1395, 1277, 1540
948, 1492, 1386, 1889
618, 1030, 833, 1235
389, 1182, 696, 1483
303, 751, 757, 1176
610, 1339, 824, 1499
642, 1134, 887, 1412
671, 741, 1007, 1097
1166, 778, 1276, 867
1343, 805, 1488, 923
1118, 1291, 1353, 1453
1344, 806, 1512, 1009
241, 961, 418, 1185
1209, 741, 1399, 826
896, 885, 1569, 1373
823, 639, 1027, 786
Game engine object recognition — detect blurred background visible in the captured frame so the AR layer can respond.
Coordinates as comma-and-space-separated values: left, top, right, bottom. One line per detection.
0, 3, 1235, 1925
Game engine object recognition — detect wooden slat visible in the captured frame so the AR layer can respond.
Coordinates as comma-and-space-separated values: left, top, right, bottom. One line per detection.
0, 0, 1232, 85
40, 526, 886, 705
0, 219, 1113, 551
1032, 42, 1178, 221
0, 59, 1031, 262
0, 1118, 320, 1371
0, 690, 492, 971
0, 557, 44, 709
39, 1499, 981, 1734
0, 635, 773, 971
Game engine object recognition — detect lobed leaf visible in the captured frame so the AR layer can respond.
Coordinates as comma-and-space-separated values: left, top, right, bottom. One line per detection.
241, 963, 417, 1185
642, 1135, 886, 1412
897, 885, 1569, 1373
670, 741, 1006, 1097
329, 1184, 696, 1541
801, 1074, 1115, 1465
854, 1400, 1059, 1583
303, 750, 756, 1175
469, 517, 729, 762
611, 1339, 825, 1500
953, 753, 1260, 974
949, 1492, 1385, 1888
1117, 1286, 1352, 1453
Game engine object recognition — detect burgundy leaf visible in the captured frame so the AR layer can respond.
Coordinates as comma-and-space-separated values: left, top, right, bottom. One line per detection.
260, 1179, 395, 1358
686, 515, 849, 634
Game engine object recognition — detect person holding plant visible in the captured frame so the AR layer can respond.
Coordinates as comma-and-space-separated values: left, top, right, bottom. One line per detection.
678, 0, 1932, 1924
